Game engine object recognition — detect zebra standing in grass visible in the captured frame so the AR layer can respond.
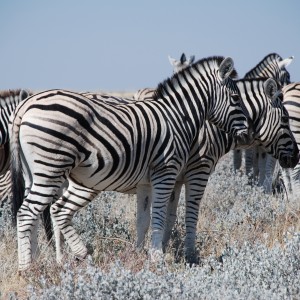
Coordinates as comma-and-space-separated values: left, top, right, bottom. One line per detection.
262, 82, 300, 194
10, 56, 252, 271
233, 53, 294, 181
133, 53, 195, 101
0, 90, 31, 207
135, 77, 299, 263
0, 53, 193, 211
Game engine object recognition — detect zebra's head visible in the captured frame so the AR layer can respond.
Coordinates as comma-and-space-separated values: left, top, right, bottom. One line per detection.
168, 53, 195, 73
236, 78, 299, 168
277, 55, 294, 85
208, 56, 253, 145
244, 53, 294, 86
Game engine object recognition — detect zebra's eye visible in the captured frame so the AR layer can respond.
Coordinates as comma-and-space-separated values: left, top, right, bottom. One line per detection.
231, 94, 240, 101
277, 93, 284, 101
282, 116, 289, 123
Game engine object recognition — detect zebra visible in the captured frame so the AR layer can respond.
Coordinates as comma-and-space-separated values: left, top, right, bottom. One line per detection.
168, 53, 195, 73
135, 77, 299, 263
262, 82, 300, 194
0, 171, 11, 208
10, 56, 252, 271
133, 53, 195, 101
0, 89, 31, 208
0, 53, 193, 209
232, 53, 294, 182
0, 89, 31, 147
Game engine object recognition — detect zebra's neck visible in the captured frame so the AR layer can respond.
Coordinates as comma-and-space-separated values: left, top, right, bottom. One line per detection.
244, 53, 282, 80
154, 73, 212, 143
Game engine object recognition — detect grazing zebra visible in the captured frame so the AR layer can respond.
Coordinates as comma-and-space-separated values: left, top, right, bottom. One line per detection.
233, 53, 294, 180
262, 82, 300, 194
135, 77, 299, 263
11, 56, 252, 271
133, 53, 195, 101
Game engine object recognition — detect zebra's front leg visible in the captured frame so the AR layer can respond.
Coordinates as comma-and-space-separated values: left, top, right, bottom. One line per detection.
162, 182, 183, 250
136, 184, 151, 249
233, 149, 242, 172
262, 154, 277, 194
50, 182, 98, 262
184, 173, 210, 265
150, 172, 176, 261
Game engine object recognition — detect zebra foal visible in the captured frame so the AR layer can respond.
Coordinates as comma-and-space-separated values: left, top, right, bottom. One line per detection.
11, 56, 251, 271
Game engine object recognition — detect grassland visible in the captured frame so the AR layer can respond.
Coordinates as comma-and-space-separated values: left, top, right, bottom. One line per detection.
1, 151, 300, 299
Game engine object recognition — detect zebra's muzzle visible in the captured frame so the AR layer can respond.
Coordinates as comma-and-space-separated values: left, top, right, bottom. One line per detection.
234, 118, 255, 146
279, 143, 300, 168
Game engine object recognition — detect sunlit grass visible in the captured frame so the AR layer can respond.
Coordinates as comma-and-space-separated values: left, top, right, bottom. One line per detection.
1, 153, 300, 299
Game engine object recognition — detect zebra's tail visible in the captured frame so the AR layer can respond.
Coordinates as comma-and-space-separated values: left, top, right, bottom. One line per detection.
10, 106, 25, 225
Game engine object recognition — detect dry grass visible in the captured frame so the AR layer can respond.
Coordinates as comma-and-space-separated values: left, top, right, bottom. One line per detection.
1, 153, 300, 298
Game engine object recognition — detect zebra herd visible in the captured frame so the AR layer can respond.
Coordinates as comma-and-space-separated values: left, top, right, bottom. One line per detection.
0, 53, 299, 271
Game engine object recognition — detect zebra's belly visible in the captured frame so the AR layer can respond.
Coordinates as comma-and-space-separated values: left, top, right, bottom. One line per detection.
70, 161, 150, 193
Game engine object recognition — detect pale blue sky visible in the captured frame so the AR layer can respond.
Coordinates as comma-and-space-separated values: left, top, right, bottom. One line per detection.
1, 0, 299, 92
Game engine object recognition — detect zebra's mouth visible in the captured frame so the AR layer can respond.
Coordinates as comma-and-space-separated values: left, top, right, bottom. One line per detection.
234, 131, 251, 145
234, 118, 255, 146
279, 146, 300, 168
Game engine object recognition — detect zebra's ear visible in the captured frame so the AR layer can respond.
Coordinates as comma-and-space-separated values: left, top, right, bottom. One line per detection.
278, 56, 294, 69
188, 55, 195, 64
264, 78, 278, 99
19, 89, 30, 101
219, 57, 234, 80
180, 53, 187, 64
168, 55, 177, 67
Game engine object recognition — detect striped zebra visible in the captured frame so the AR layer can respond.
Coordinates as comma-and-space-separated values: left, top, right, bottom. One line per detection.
11, 56, 252, 271
0, 89, 59, 243
0, 53, 193, 209
233, 53, 294, 181
0, 171, 11, 208
0, 89, 31, 208
0, 89, 31, 147
135, 77, 299, 263
262, 82, 300, 194
133, 53, 195, 101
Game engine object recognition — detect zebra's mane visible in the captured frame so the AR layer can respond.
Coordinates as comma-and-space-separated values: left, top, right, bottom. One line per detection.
153, 56, 238, 101
244, 53, 283, 78
236, 77, 282, 89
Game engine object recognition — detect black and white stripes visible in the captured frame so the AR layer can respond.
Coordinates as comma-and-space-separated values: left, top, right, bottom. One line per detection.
11, 56, 251, 270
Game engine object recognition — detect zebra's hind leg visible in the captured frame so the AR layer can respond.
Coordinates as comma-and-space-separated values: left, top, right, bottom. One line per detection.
17, 185, 57, 271
50, 181, 98, 263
